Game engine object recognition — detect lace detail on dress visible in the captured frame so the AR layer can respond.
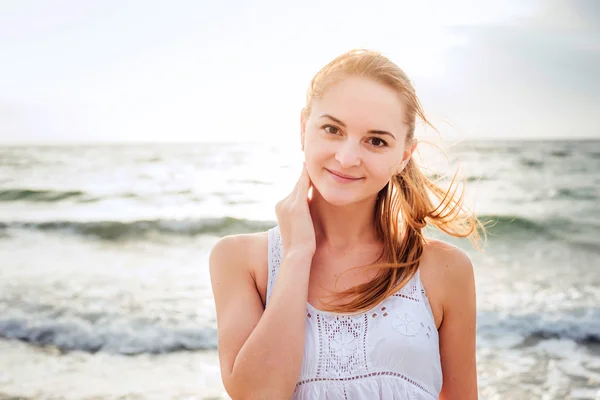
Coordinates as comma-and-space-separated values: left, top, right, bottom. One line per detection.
267, 226, 443, 399
266, 226, 282, 304
316, 313, 370, 378
392, 272, 421, 302
296, 371, 435, 398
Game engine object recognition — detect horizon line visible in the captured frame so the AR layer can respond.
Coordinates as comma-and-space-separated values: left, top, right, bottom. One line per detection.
2, 136, 600, 147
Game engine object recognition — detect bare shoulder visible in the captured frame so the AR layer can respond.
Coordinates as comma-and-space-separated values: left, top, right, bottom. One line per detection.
421, 238, 473, 280
423, 240, 478, 398
419, 238, 475, 327
209, 231, 270, 302
210, 231, 268, 266
209, 231, 269, 277
208, 231, 271, 384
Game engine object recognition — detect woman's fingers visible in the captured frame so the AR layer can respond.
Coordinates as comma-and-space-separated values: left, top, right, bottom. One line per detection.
275, 162, 317, 256
290, 163, 309, 201
296, 163, 311, 200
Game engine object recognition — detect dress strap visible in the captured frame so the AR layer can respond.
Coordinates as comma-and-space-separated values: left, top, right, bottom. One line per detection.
415, 268, 436, 323
266, 225, 282, 304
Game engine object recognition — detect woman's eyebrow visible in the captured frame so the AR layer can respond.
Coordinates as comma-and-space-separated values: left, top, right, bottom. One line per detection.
320, 113, 347, 127
319, 114, 396, 139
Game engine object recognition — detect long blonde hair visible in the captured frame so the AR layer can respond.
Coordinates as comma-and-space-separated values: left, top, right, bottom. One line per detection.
302, 49, 484, 313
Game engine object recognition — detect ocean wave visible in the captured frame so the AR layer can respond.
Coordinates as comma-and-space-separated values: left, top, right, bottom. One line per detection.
478, 215, 548, 235
0, 188, 153, 204
519, 158, 544, 168
478, 308, 600, 347
0, 217, 276, 240
0, 188, 86, 202
1, 213, 598, 244
549, 150, 571, 158
2, 307, 598, 355
466, 175, 490, 183
0, 214, 598, 243
426, 173, 490, 183
547, 188, 598, 201
0, 310, 217, 355
478, 214, 599, 239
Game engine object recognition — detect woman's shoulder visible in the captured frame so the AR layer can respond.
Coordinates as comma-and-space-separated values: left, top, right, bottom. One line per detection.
421, 238, 474, 288
209, 231, 270, 302
419, 238, 475, 325
421, 238, 473, 273
210, 231, 269, 274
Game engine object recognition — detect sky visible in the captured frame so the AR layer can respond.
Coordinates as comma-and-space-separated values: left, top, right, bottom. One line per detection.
0, 0, 599, 144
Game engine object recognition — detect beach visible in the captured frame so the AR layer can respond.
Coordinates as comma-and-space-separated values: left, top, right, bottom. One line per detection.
1, 140, 599, 399
0, 339, 226, 399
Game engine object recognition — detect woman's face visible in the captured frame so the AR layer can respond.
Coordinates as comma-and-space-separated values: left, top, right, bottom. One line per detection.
301, 76, 414, 206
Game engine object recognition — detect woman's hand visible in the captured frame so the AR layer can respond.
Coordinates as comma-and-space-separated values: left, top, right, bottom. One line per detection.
275, 163, 316, 258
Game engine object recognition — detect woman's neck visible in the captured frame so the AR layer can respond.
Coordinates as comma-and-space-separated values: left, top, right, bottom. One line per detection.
309, 189, 379, 251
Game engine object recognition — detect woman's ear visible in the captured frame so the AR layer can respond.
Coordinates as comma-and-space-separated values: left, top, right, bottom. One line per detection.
396, 159, 409, 175
396, 139, 418, 175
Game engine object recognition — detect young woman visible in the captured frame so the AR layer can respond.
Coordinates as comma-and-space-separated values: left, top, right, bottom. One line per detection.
210, 49, 481, 400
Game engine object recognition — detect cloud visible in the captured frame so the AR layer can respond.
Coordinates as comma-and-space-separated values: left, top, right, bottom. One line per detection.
0, 1, 598, 142
419, 2, 600, 139
529, 0, 600, 31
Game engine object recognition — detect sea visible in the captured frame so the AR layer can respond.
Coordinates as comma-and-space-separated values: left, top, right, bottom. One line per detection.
0, 140, 599, 400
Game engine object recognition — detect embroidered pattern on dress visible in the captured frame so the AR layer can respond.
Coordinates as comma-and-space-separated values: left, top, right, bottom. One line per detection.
392, 312, 419, 336
318, 313, 368, 378
362, 314, 369, 369
296, 370, 435, 398
269, 227, 441, 398
267, 227, 283, 302
392, 275, 421, 302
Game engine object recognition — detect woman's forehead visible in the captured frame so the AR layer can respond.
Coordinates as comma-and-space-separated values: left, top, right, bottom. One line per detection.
312, 78, 409, 133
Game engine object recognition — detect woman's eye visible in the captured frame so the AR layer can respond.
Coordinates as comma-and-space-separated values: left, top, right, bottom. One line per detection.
369, 137, 388, 147
323, 125, 339, 135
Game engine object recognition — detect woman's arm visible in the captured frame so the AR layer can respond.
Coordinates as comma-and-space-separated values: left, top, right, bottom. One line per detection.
210, 164, 315, 399
438, 247, 478, 400
210, 234, 313, 400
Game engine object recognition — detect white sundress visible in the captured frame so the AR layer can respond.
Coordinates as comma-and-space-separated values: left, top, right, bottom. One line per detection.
266, 226, 443, 399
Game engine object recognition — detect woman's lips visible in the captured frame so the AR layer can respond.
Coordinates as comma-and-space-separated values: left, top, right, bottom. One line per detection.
326, 168, 363, 183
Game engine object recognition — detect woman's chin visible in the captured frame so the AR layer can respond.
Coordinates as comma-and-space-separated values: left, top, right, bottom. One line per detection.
317, 190, 363, 207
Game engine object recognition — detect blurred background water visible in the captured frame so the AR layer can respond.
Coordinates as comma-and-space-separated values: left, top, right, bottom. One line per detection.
0, 140, 598, 399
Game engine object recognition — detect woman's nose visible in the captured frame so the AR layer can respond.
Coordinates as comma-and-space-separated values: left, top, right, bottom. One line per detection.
334, 141, 361, 168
